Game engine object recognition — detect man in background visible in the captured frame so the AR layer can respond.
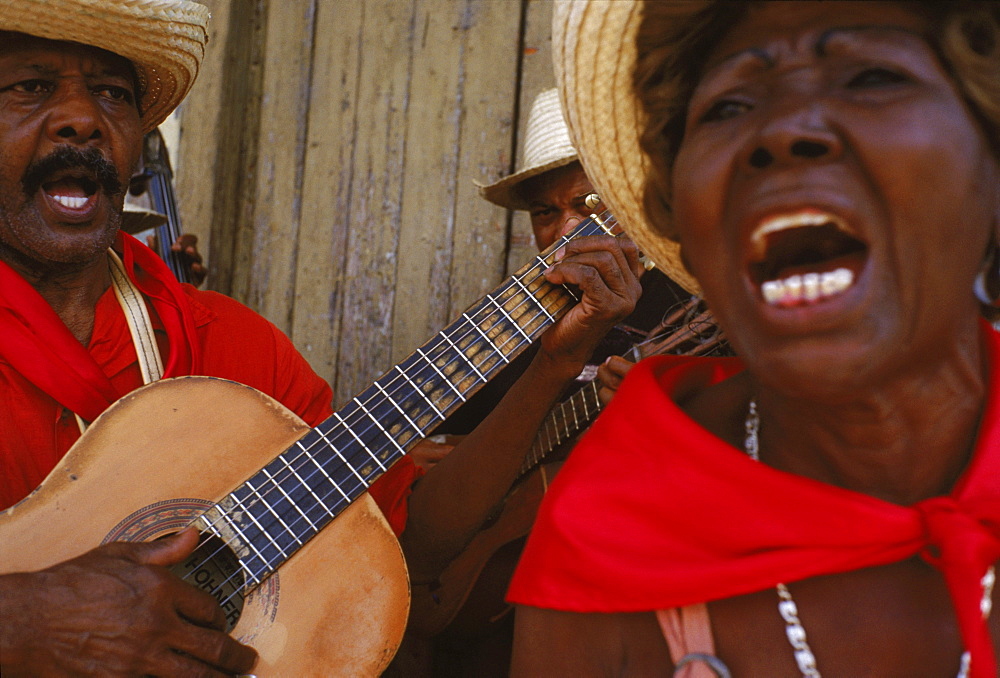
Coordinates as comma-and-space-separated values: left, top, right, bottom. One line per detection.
396, 88, 712, 678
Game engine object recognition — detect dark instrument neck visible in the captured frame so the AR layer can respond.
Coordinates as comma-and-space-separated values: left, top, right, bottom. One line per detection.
142, 130, 191, 284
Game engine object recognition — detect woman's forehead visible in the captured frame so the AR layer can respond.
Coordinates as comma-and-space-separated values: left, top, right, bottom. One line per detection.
703, 1, 931, 72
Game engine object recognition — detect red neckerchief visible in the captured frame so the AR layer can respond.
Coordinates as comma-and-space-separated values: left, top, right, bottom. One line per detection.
509, 322, 1000, 678
0, 232, 200, 421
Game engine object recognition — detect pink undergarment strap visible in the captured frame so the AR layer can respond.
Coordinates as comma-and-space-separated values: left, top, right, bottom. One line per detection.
656, 604, 730, 678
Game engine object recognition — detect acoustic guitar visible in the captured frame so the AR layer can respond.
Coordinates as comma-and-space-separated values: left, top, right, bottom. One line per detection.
408, 296, 726, 640
0, 213, 623, 676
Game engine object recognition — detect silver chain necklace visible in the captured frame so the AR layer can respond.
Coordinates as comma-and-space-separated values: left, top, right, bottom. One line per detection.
743, 399, 995, 678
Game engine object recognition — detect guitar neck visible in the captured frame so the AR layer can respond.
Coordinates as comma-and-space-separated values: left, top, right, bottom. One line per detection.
148, 174, 190, 284
520, 379, 601, 476
514, 299, 726, 479
197, 213, 621, 588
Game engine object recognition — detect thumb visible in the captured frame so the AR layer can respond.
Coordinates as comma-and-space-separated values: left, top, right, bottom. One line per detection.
135, 526, 201, 567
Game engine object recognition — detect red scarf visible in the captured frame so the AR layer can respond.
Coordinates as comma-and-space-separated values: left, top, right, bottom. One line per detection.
509, 322, 1000, 678
0, 232, 200, 422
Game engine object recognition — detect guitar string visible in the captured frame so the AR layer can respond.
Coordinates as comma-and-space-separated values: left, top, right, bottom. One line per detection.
210, 219, 717, 600
195, 248, 731, 607
193, 248, 726, 607
181, 214, 620, 598
194, 217, 609, 598
520, 299, 723, 474
208, 266, 725, 607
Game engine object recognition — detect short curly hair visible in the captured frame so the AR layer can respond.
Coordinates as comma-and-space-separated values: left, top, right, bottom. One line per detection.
633, 0, 1000, 241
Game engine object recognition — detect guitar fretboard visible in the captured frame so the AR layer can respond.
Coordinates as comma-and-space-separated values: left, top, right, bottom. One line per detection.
520, 380, 601, 476
195, 213, 621, 591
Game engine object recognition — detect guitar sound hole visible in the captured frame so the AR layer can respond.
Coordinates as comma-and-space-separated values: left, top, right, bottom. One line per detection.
169, 533, 246, 631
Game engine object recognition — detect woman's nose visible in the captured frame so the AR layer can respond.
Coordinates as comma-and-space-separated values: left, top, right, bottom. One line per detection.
746, 99, 842, 169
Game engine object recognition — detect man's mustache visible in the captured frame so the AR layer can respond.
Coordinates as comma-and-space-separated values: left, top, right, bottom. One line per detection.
22, 146, 123, 199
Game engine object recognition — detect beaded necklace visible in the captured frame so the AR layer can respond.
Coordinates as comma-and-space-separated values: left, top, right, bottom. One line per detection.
743, 399, 995, 678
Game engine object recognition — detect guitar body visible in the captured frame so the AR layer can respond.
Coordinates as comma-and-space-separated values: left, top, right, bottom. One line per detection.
0, 377, 409, 677
408, 460, 563, 638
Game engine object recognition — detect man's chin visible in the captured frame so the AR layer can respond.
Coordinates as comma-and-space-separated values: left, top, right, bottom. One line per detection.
0, 209, 122, 272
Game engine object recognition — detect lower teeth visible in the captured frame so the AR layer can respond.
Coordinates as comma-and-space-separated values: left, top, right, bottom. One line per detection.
762, 268, 853, 306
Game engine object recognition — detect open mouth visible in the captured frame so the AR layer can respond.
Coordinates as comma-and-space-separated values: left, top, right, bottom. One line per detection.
749, 211, 868, 307
41, 172, 100, 212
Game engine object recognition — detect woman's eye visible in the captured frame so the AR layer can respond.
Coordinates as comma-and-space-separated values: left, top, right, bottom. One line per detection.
12, 79, 52, 94
847, 67, 907, 88
699, 99, 751, 123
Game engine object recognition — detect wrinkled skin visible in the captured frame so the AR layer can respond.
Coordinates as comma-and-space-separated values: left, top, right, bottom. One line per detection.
521, 161, 606, 250
1, 530, 257, 677
0, 35, 257, 676
513, 2, 1000, 676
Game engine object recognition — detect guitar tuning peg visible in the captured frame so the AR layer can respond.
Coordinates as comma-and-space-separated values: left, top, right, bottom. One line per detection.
584, 193, 601, 210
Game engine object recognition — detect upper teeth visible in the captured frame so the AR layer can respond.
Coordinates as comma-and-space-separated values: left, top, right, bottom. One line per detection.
751, 210, 849, 257
52, 195, 88, 209
762, 268, 854, 306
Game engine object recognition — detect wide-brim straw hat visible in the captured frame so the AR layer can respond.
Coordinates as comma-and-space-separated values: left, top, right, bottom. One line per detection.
0, 0, 210, 134
552, 0, 703, 293
478, 88, 580, 211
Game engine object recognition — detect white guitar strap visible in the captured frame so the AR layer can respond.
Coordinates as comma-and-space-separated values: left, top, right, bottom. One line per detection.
75, 250, 165, 434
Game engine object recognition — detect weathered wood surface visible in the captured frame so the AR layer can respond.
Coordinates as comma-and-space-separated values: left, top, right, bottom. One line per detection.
174, 0, 556, 405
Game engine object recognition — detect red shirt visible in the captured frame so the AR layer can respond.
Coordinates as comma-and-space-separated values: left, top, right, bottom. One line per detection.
0, 283, 419, 535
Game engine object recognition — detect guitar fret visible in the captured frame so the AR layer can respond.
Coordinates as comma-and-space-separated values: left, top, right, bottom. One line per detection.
333, 409, 387, 473
555, 401, 569, 441
569, 393, 581, 432
416, 347, 467, 403
393, 365, 447, 421
537, 252, 581, 304
583, 382, 598, 419
463, 312, 510, 365
244, 479, 297, 555
235, 481, 290, 581
365, 385, 418, 455
212, 512, 264, 589
511, 275, 556, 324
258, 468, 313, 542
286, 443, 335, 518
222, 493, 273, 584
187, 213, 625, 596
543, 420, 555, 450
239, 559, 263, 589
308, 432, 356, 499
438, 330, 486, 384
315, 425, 368, 492
485, 293, 531, 345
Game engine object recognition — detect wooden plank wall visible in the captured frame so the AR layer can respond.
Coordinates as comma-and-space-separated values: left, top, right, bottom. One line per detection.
173, 0, 556, 406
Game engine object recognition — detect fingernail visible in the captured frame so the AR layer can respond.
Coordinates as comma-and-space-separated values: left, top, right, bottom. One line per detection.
554, 247, 565, 263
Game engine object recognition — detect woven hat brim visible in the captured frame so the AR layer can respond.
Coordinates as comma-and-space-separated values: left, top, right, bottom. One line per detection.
553, 0, 702, 294
476, 153, 580, 211
0, 0, 210, 134
121, 205, 168, 234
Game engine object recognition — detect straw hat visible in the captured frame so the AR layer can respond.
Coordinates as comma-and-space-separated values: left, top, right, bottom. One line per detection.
478, 88, 580, 211
0, 0, 211, 134
552, 0, 702, 293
